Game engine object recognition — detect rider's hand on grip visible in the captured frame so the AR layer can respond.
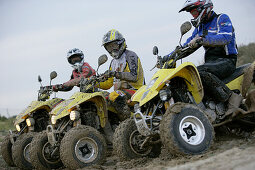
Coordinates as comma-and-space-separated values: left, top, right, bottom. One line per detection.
52, 84, 62, 92
103, 70, 115, 78
80, 78, 89, 86
188, 36, 203, 49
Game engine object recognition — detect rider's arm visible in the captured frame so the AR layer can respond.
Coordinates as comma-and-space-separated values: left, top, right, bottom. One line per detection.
52, 74, 74, 92
117, 53, 139, 82
202, 14, 233, 47
58, 63, 96, 91
166, 29, 199, 59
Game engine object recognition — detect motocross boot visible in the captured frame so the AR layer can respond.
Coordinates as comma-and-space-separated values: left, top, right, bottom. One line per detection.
112, 95, 131, 121
225, 92, 243, 116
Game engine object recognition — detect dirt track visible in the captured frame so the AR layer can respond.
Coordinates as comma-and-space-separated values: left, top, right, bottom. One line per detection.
1, 132, 255, 170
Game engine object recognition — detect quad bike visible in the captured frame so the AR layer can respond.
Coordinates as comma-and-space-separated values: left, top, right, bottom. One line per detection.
113, 21, 255, 160
29, 54, 124, 170
0, 71, 63, 169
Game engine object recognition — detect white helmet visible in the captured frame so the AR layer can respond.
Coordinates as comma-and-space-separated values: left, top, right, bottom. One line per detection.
67, 48, 84, 71
179, 0, 213, 27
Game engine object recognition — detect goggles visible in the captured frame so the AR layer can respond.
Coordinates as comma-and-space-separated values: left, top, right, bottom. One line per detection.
69, 55, 82, 65
105, 42, 120, 53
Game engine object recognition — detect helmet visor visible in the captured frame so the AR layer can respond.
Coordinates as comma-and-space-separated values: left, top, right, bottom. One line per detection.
190, 8, 200, 19
104, 42, 120, 53
69, 54, 83, 65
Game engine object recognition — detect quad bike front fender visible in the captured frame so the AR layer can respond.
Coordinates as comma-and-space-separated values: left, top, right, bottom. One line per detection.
14, 98, 63, 126
68, 92, 108, 128
132, 62, 204, 106
51, 92, 108, 128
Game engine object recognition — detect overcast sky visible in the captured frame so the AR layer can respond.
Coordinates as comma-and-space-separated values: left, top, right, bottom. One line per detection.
0, 0, 255, 117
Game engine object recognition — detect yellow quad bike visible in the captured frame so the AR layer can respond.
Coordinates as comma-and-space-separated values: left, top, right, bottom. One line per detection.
113, 21, 255, 160
0, 71, 63, 170
29, 55, 123, 170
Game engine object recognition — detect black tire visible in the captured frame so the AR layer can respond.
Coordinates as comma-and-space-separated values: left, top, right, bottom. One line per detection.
29, 131, 63, 170
1, 134, 15, 167
113, 118, 161, 161
12, 132, 35, 170
60, 125, 107, 169
160, 103, 214, 156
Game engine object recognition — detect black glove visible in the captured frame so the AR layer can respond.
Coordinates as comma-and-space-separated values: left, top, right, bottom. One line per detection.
188, 37, 203, 48
162, 55, 169, 63
103, 70, 116, 78
52, 84, 63, 92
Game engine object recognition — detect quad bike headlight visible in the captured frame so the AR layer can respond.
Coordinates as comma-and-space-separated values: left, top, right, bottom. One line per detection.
16, 124, 21, 132
26, 118, 35, 127
70, 110, 80, 121
159, 89, 171, 101
51, 115, 57, 125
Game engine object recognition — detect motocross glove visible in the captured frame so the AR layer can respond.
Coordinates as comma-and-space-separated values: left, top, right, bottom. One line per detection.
188, 36, 203, 49
103, 70, 115, 78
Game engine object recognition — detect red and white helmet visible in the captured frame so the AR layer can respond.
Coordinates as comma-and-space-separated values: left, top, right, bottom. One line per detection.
179, 0, 213, 27
67, 48, 84, 70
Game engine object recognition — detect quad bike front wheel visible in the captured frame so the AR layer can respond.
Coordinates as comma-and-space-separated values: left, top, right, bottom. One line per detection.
1, 134, 15, 167
29, 131, 63, 170
12, 132, 35, 170
60, 125, 107, 169
160, 103, 214, 156
113, 118, 161, 161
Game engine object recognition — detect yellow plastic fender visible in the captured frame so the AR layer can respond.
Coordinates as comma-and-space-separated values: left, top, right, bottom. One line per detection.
132, 62, 204, 106
14, 98, 63, 125
51, 92, 108, 128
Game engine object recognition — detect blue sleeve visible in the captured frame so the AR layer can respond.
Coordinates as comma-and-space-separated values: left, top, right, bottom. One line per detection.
203, 14, 233, 46
167, 29, 198, 57
183, 29, 198, 47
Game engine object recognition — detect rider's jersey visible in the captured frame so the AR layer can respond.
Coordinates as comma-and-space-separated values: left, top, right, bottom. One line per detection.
98, 49, 145, 90
56, 62, 96, 91
168, 12, 238, 63
185, 12, 238, 62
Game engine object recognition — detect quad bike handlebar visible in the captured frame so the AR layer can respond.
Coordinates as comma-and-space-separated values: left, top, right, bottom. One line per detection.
38, 85, 53, 101
79, 72, 109, 93
154, 45, 193, 70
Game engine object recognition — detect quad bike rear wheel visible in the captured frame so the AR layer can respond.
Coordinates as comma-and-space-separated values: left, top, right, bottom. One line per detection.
29, 131, 63, 170
60, 125, 107, 169
12, 132, 35, 170
113, 118, 161, 161
1, 134, 15, 167
160, 103, 214, 156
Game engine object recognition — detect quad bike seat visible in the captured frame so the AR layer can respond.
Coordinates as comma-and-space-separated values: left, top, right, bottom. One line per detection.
223, 63, 251, 84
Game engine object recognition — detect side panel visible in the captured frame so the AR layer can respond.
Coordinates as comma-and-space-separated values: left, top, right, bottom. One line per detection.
131, 85, 147, 102
226, 75, 243, 91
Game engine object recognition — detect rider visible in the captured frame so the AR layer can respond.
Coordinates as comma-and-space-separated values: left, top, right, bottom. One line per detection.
166, 0, 241, 115
99, 29, 145, 121
52, 48, 96, 92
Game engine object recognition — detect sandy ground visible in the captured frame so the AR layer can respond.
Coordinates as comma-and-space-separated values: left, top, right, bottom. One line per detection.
1, 131, 255, 170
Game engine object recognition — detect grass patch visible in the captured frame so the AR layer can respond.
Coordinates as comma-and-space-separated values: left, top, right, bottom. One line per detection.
0, 118, 15, 131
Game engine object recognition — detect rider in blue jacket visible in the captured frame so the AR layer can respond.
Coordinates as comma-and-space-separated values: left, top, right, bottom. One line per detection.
167, 0, 241, 115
